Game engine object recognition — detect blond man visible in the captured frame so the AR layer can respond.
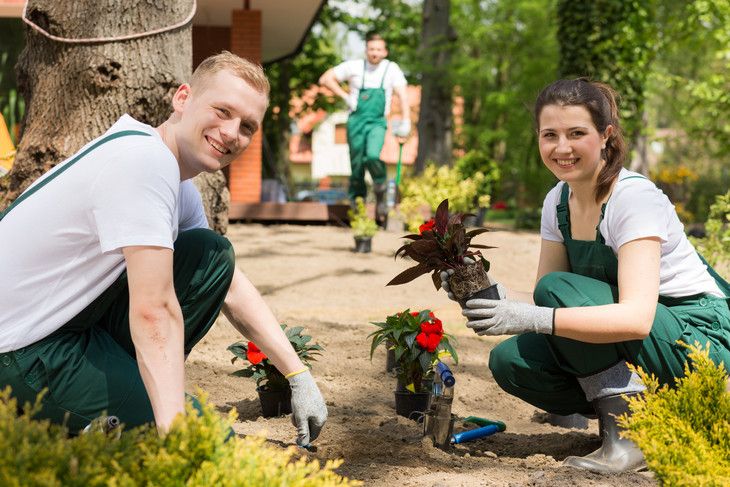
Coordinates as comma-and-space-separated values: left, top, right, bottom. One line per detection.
0, 52, 326, 445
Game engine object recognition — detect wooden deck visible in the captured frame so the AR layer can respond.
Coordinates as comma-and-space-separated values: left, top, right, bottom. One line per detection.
229, 202, 351, 224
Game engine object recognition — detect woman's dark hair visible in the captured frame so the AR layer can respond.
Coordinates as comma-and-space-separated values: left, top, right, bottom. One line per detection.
534, 78, 627, 203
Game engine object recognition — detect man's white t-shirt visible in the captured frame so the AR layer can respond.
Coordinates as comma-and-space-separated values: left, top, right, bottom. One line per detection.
332, 59, 407, 115
540, 168, 723, 298
0, 115, 209, 352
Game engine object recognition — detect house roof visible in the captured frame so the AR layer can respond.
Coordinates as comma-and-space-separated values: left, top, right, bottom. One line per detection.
0, 0, 324, 64
193, 0, 324, 63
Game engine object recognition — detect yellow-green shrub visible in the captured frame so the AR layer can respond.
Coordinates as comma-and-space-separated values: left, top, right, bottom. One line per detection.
348, 197, 378, 238
619, 343, 730, 486
399, 164, 488, 232
0, 388, 359, 487
691, 190, 730, 277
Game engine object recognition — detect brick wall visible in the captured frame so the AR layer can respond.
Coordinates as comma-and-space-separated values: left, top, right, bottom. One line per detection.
228, 9, 263, 203
192, 26, 230, 69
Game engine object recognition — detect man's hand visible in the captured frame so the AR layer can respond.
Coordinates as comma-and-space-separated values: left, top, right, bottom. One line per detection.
463, 299, 554, 336
392, 119, 411, 138
288, 370, 328, 446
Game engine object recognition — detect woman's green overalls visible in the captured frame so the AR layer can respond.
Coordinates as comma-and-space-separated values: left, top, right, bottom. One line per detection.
0, 130, 235, 432
346, 60, 390, 201
489, 179, 730, 415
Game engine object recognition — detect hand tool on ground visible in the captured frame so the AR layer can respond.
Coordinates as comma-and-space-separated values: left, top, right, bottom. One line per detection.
423, 361, 456, 449
451, 416, 507, 444
423, 361, 506, 449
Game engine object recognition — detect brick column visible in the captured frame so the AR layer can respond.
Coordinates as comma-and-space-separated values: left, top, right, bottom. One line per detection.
228, 9, 262, 203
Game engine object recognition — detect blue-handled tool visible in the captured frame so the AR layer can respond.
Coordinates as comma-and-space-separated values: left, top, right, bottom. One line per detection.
451, 424, 501, 444
436, 361, 455, 387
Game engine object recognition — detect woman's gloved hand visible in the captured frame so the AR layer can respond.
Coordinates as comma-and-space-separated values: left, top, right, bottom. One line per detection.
288, 370, 328, 447
462, 299, 554, 336
439, 257, 506, 301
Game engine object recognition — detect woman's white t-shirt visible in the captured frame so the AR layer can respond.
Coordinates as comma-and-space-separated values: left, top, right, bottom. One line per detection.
540, 168, 723, 298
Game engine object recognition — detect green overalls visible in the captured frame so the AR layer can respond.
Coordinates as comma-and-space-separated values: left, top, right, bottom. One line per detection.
346, 60, 390, 201
0, 130, 235, 432
489, 179, 730, 415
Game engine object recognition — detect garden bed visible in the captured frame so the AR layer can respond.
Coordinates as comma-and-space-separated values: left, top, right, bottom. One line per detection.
185, 223, 656, 486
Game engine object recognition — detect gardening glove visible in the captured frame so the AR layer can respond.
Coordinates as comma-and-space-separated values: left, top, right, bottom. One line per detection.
463, 299, 554, 336
288, 370, 328, 447
392, 119, 411, 138
439, 257, 506, 301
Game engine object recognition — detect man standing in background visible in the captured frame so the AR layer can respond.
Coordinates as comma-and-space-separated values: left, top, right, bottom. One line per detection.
319, 31, 410, 224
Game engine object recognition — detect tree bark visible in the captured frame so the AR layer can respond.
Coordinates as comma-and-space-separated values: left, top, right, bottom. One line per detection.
1, 0, 231, 234
415, 0, 455, 172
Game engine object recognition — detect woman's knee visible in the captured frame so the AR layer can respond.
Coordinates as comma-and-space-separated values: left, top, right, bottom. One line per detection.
533, 272, 573, 307
488, 340, 517, 390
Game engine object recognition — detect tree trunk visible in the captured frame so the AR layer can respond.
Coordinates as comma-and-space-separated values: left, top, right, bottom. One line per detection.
1, 0, 231, 234
415, 0, 455, 172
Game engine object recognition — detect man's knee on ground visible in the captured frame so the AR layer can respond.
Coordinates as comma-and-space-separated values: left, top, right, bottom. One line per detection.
175, 229, 235, 277
533, 271, 573, 307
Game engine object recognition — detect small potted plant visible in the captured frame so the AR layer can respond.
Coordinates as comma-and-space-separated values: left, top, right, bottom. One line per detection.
369, 309, 458, 419
387, 198, 499, 306
348, 196, 379, 253
228, 325, 323, 418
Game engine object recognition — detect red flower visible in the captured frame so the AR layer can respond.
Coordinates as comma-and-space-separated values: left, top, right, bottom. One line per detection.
246, 342, 267, 365
492, 200, 507, 210
416, 312, 444, 352
416, 331, 442, 352
419, 218, 436, 234
420, 319, 443, 336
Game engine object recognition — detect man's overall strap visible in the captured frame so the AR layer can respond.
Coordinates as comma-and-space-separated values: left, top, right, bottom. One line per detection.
0, 130, 150, 221
379, 60, 390, 88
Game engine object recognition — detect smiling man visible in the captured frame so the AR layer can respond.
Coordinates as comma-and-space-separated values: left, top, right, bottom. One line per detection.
0, 52, 327, 445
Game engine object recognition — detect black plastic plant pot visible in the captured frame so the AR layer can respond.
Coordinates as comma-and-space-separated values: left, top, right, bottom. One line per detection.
354, 236, 372, 253
385, 341, 396, 373
394, 390, 431, 421
458, 283, 501, 309
257, 385, 292, 418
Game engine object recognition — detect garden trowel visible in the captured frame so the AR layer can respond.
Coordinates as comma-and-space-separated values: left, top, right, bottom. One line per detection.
423, 362, 506, 449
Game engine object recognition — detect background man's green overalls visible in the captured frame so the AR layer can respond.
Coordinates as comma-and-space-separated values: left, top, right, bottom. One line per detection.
489, 179, 730, 415
0, 131, 233, 433
346, 60, 390, 217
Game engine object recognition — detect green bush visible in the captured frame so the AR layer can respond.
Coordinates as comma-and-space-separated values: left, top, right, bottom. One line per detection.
691, 190, 730, 277
399, 164, 487, 232
619, 343, 730, 486
454, 150, 501, 205
0, 388, 359, 486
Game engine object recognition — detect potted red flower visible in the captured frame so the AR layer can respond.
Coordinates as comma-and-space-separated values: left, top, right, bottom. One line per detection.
228, 324, 323, 417
387, 198, 500, 306
369, 309, 458, 419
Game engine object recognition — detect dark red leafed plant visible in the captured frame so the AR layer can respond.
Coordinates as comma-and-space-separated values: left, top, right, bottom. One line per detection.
387, 198, 494, 292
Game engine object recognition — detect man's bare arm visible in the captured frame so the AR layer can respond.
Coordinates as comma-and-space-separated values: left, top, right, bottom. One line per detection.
222, 267, 305, 375
123, 246, 185, 432
319, 68, 351, 106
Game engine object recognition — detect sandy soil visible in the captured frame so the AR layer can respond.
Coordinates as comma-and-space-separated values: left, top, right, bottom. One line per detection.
185, 222, 656, 486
